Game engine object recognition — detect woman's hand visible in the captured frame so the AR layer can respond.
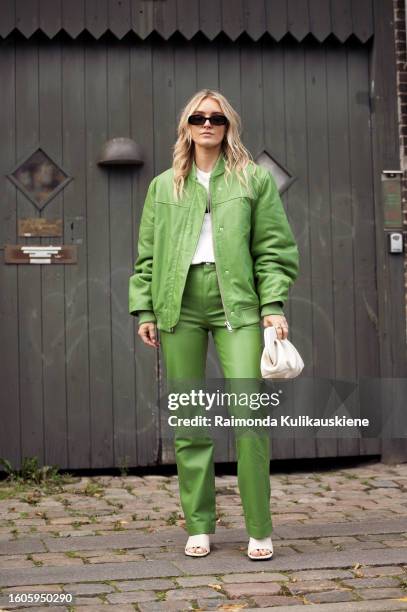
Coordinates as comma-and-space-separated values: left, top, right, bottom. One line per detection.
262, 314, 289, 340
138, 322, 160, 348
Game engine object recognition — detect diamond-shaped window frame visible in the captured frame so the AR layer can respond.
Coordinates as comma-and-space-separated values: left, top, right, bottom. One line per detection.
255, 148, 296, 195
7, 146, 73, 211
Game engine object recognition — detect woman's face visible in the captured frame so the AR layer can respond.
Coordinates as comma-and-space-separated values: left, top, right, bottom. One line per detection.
188, 97, 227, 150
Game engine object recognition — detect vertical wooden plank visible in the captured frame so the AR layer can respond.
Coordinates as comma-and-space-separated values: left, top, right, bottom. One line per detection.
0, 38, 20, 468
62, 40, 91, 468
330, 0, 353, 43
371, 0, 407, 462
108, 0, 131, 39
244, 0, 267, 41
176, 0, 199, 40
304, 40, 338, 458
240, 38, 263, 156
308, 0, 331, 42
174, 39, 197, 125
39, 39, 68, 467
219, 37, 241, 116
15, 39, 44, 463
326, 43, 358, 456
84, 38, 114, 467
221, 0, 244, 41
199, 0, 221, 40
265, 0, 288, 42
39, 0, 62, 38
16, 0, 40, 38
287, 0, 310, 41
0, 0, 16, 38
85, 0, 109, 39
153, 39, 176, 175
152, 0, 176, 39
351, 0, 374, 43
347, 44, 380, 377
130, 40, 159, 466
347, 42, 381, 457
107, 38, 138, 468
283, 40, 315, 459
196, 38, 218, 90
152, 38, 176, 464
131, 0, 154, 40
262, 38, 296, 460
61, 0, 85, 38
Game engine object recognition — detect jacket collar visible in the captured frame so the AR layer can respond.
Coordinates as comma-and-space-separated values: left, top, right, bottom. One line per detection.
190, 151, 226, 181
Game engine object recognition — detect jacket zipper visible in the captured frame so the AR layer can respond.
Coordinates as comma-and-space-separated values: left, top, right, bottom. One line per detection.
207, 178, 233, 332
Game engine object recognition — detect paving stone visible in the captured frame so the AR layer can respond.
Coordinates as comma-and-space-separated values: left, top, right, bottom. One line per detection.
357, 587, 407, 599
1, 584, 63, 594
341, 576, 402, 588
196, 598, 251, 608
220, 572, 289, 583
138, 600, 195, 611
0, 557, 35, 568
304, 589, 357, 603
176, 575, 222, 587
31, 553, 84, 566
105, 590, 158, 603
275, 517, 407, 540
165, 586, 224, 600
358, 565, 405, 577
0, 560, 182, 587
252, 595, 305, 607
62, 582, 116, 595
289, 569, 353, 581
70, 606, 135, 612
0, 607, 70, 612
85, 552, 144, 563
237, 597, 407, 611
70, 596, 106, 605
223, 581, 281, 598
43, 532, 159, 552
0, 538, 46, 556
112, 578, 175, 590
287, 579, 340, 595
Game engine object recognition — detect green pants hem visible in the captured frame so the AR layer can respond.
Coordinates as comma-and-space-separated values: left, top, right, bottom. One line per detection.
245, 520, 273, 539
186, 522, 217, 535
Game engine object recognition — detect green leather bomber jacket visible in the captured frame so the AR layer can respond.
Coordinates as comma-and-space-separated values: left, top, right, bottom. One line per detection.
129, 153, 299, 333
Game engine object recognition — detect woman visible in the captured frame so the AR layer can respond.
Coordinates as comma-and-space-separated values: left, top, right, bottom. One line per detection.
129, 89, 299, 560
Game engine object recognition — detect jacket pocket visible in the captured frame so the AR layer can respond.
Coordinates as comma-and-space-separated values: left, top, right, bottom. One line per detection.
155, 200, 189, 209
240, 304, 260, 325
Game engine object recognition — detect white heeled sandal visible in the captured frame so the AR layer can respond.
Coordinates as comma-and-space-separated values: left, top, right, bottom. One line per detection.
184, 534, 210, 557
247, 536, 273, 560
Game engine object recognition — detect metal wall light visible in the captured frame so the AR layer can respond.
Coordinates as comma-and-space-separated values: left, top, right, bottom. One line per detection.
97, 138, 144, 166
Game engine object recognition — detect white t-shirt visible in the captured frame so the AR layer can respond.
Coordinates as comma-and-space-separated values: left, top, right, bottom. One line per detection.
191, 167, 215, 263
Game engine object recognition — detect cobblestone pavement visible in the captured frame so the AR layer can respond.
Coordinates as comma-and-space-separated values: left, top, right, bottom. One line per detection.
0, 460, 407, 611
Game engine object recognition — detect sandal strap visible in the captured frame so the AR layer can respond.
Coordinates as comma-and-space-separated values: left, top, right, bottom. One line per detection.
248, 536, 273, 553
186, 534, 210, 551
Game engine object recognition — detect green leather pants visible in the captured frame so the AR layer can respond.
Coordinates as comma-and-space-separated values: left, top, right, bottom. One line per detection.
159, 262, 272, 538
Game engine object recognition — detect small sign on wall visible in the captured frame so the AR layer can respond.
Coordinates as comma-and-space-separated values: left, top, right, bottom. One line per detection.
5, 245, 77, 264
382, 170, 403, 228
18, 218, 63, 237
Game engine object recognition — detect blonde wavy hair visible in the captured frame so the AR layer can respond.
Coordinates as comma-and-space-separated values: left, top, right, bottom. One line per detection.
172, 89, 256, 200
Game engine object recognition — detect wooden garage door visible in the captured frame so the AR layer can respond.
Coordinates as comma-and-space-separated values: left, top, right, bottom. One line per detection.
0, 34, 380, 469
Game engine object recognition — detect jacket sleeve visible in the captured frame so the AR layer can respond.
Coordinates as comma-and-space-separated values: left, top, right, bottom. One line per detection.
250, 169, 299, 310
129, 177, 157, 323
260, 301, 284, 317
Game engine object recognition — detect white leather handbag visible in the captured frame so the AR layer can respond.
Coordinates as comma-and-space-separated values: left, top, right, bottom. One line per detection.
261, 326, 304, 379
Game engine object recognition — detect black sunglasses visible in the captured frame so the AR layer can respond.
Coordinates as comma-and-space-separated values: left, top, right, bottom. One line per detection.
188, 114, 228, 126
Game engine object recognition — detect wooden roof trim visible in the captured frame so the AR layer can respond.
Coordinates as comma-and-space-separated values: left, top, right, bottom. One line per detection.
0, 0, 375, 42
